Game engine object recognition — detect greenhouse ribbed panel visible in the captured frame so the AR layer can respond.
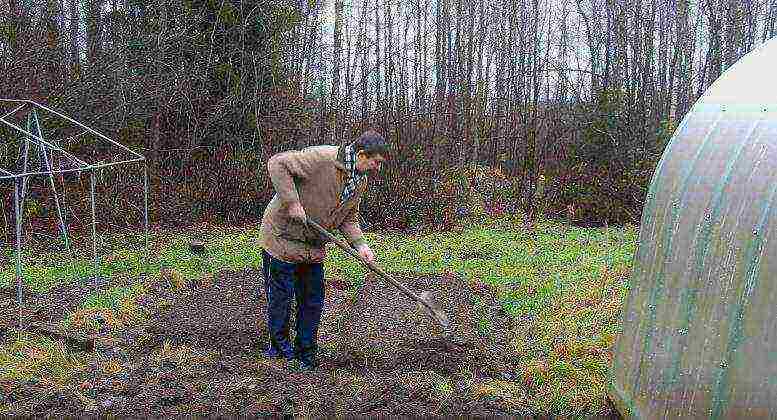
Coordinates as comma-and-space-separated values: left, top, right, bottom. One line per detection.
609, 36, 777, 419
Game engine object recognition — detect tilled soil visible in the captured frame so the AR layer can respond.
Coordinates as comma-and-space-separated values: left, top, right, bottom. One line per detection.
0, 267, 599, 417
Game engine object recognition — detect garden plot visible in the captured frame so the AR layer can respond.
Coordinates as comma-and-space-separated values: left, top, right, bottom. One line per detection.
0, 267, 617, 417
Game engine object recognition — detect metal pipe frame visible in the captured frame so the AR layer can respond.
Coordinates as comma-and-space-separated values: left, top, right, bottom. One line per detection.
143, 164, 149, 265
32, 110, 71, 251
0, 115, 90, 170
0, 99, 145, 161
0, 100, 151, 327
20, 116, 31, 201
0, 157, 145, 179
1, 103, 27, 120
14, 177, 23, 325
90, 170, 98, 284
0, 102, 145, 178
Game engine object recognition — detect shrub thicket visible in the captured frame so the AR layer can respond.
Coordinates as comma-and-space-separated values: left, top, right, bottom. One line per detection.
0, 88, 673, 239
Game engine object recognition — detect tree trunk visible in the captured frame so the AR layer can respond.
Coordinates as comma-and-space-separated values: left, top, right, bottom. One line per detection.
345, 2, 354, 118
400, 5, 411, 114
705, 0, 723, 88
69, 0, 80, 73
723, 0, 741, 69
470, 0, 487, 162
459, 0, 476, 166
639, 0, 656, 135
42, 0, 63, 95
359, 0, 369, 118
387, 0, 396, 115
331, 0, 344, 106
668, 0, 688, 119
375, 0, 382, 111
435, 0, 446, 103
524, 0, 541, 223
603, 0, 613, 90
763, 0, 777, 42
557, 0, 570, 103
86, 0, 103, 66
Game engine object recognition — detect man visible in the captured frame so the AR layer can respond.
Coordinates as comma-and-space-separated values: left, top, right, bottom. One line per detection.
259, 129, 389, 371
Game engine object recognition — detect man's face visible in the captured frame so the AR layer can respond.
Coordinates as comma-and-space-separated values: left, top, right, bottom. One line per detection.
355, 151, 385, 173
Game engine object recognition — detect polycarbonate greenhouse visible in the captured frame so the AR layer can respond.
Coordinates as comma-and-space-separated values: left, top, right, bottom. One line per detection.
609, 37, 777, 418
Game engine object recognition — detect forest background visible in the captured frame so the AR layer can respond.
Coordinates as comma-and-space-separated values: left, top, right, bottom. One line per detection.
2, 0, 773, 239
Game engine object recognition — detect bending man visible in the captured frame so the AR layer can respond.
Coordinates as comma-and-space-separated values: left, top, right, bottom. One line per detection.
259, 129, 389, 371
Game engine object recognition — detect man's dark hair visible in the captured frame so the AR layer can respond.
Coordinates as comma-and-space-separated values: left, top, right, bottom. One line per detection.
352, 129, 389, 157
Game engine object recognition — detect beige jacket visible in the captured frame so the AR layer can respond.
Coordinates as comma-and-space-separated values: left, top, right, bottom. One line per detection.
259, 144, 368, 263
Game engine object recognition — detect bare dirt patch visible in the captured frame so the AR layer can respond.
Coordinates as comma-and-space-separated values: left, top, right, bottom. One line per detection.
1, 268, 618, 418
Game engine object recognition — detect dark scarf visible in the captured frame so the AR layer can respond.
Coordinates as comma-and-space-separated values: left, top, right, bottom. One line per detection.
340, 142, 366, 204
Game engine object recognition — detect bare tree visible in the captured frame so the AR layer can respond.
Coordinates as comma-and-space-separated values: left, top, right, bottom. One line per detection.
4, 0, 777, 232
358, 0, 370, 117
344, 1, 354, 114
41, 0, 64, 94
434, 0, 447, 104
413, 0, 423, 111
331, 0, 344, 105
469, 0, 488, 162
85, 0, 104, 66
374, 0, 382, 111
69, 0, 80, 72
673, 0, 696, 117
399, 1, 411, 113
302, 2, 322, 98
456, 0, 475, 165
557, 0, 571, 103
384, 0, 395, 114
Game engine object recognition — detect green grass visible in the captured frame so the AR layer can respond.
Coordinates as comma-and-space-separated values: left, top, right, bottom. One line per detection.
0, 213, 638, 417
80, 282, 145, 310
2, 216, 636, 303
327, 214, 636, 317
0, 225, 267, 291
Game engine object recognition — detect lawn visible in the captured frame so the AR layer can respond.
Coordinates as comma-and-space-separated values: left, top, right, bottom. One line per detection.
0, 213, 638, 417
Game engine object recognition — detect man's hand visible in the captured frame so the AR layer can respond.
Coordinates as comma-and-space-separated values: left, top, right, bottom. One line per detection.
288, 202, 307, 226
311, 247, 326, 261
355, 243, 375, 264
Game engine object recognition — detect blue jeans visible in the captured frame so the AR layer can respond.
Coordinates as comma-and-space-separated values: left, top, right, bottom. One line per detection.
261, 249, 325, 365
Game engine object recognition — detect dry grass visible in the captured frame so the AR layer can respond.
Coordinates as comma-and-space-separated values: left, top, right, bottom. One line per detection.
0, 331, 88, 386
151, 339, 214, 375
471, 379, 528, 411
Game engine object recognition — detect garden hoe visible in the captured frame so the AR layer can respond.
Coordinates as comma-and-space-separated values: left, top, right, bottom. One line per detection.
306, 218, 451, 331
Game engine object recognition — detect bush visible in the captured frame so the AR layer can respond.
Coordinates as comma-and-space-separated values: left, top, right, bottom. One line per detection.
0, 85, 678, 237
546, 89, 670, 226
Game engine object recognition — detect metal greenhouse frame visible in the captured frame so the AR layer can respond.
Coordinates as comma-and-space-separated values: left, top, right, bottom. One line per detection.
0, 99, 149, 323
